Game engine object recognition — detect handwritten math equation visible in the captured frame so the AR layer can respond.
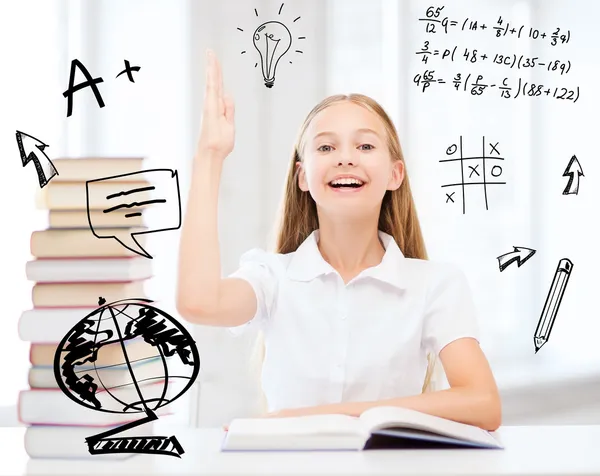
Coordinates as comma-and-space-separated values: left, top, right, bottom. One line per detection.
419, 5, 571, 47
415, 5, 577, 103
413, 71, 580, 103
416, 41, 571, 76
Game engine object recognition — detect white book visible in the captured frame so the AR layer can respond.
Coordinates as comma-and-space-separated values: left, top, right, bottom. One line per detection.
222, 406, 504, 451
25, 422, 154, 459
19, 307, 98, 342
19, 381, 171, 426
28, 357, 164, 388
25, 257, 152, 283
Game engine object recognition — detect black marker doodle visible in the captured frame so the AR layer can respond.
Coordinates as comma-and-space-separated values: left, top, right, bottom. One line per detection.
86, 169, 182, 259
440, 136, 506, 214
419, 5, 571, 46
562, 155, 584, 195
413, 71, 580, 103
237, 3, 306, 88
53, 297, 200, 457
63, 59, 141, 117
15, 130, 59, 188
497, 246, 536, 272
415, 6, 577, 102
115, 60, 141, 82
417, 41, 571, 76
534, 259, 573, 353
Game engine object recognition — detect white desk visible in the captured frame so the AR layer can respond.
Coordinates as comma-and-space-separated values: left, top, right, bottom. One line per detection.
1, 425, 599, 475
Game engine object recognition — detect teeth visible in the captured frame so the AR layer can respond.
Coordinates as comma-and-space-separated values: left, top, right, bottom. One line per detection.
330, 178, 364, 186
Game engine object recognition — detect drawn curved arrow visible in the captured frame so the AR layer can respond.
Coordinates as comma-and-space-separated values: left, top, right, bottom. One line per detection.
497, 246, 536, 272
15, 130, 59, 188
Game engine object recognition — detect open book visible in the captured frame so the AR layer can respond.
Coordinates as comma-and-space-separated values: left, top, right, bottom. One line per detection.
222, 406, 503, 451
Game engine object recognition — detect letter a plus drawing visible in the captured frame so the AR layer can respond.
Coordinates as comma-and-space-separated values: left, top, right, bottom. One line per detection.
62, 59, 105, 117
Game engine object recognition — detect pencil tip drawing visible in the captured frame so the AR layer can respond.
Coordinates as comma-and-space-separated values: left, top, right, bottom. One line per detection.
237, 3, 306, 87
53, 297, 200, 457
534, 258, 573, 353
497, 246, 536, 272
562, 155, 583, 195
15, 130, 59, 188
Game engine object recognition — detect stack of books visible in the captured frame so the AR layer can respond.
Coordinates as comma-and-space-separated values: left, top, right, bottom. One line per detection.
17, 157, 161, 459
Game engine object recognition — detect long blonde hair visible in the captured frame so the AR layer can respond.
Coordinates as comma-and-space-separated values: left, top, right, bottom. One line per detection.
249, 94, 438, 414
268, 93, 427, 258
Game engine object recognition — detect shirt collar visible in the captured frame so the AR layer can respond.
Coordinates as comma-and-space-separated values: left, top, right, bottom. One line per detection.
286, 229, 407, 290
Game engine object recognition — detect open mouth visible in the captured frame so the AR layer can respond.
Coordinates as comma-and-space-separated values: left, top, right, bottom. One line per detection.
328, 179, 366, 192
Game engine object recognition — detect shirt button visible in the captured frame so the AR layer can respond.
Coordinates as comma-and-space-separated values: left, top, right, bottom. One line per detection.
341, 313, 346, 320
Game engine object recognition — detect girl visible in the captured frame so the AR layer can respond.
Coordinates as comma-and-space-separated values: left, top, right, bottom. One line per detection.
177, 49, 502, 432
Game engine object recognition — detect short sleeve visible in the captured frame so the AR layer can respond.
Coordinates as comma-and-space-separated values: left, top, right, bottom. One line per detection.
226, 248, 278, 336
421, 264, 480, 356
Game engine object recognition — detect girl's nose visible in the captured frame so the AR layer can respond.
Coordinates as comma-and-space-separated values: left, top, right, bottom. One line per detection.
336, 146, 359, 166
337, 153, 356, 167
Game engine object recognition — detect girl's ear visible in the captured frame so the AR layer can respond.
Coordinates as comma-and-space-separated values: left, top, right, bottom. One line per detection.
388, 160, 405, 191
296, 161, 308, 191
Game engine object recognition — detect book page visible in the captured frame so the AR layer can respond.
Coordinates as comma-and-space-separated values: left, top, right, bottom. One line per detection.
358, 406, 500, 446
228, 413, 364, 437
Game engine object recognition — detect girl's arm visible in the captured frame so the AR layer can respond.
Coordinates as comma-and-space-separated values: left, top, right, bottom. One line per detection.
176, 50, 258, 327
265, 338, 502, 431
176, 156, 224, 317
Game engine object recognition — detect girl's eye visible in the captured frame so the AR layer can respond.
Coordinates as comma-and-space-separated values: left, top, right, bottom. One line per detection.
318, 144, 374, 152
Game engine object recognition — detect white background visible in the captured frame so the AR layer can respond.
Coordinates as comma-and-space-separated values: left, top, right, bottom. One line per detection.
0, 0, 599, 426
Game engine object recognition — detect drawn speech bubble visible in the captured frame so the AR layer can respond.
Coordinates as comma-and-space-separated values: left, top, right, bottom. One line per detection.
86, 169, 181, 259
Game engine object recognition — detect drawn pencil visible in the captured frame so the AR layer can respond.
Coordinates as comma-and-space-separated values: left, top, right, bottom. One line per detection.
534, 258, 573, 353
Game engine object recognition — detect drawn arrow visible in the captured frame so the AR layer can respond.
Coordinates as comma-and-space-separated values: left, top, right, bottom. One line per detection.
562, 155, 583, 195
497, 246, 536, 272
15, 130, 59, 188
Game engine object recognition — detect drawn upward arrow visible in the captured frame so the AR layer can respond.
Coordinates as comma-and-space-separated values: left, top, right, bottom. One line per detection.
562, 155, 583, 195
15, 130, 59, 188
497, 246, 536, 272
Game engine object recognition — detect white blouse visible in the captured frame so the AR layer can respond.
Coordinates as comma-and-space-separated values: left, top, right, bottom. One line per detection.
227, 229, 480, 413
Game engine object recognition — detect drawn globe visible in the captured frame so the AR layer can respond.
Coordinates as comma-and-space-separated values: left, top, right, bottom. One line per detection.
53, 297, 200, 415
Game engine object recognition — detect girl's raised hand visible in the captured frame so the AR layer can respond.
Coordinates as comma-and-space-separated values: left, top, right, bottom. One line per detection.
195, 49, 235, 162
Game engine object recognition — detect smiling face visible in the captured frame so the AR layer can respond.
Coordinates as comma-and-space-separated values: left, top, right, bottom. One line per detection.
296, 101, 404, 218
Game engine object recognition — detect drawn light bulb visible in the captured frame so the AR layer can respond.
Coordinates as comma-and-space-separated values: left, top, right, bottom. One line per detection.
253, 21, 292, 88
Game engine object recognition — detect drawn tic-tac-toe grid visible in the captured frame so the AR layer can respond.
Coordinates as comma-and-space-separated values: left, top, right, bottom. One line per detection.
440, 136, 506, 214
